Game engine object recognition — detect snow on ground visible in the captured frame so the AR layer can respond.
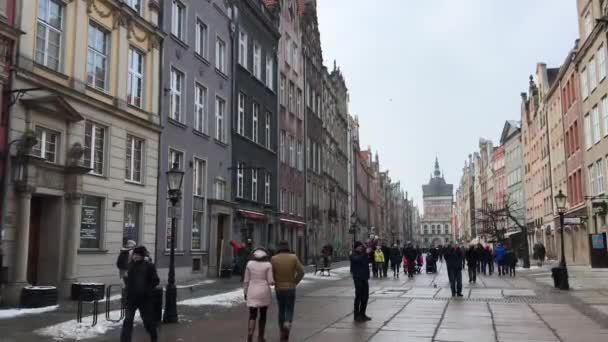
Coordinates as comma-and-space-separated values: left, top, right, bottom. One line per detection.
178, 288, 244, 307
303, 266, 350, 280
176, 279, 216, 288
35, 309, 141, 340
0, 305, 59, 320
516, 265, 541, 271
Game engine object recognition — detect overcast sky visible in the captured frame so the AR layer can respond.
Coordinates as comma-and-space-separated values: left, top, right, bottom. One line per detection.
316, 0, 579, 209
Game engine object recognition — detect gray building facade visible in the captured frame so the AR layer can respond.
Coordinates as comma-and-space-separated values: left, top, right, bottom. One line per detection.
157, 0, 234, 280
501, 120, 525, 230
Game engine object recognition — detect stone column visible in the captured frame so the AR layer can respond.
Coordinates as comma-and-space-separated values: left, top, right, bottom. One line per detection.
61, 192, 81, 295
70, 0, 88, 91
4, 186, 33, 305
114, 23, 129, 109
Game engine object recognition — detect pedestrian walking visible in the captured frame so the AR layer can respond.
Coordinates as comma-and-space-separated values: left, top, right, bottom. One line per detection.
533, 242, 546, 267
486, 246, 494, 275
373, 246, 385, 278
505, 248, 517, 277
465, 244, 478, 284
381, 242, 391, 278
403, 242, 417, 279
120, 246, 160, 342
444, 244, 463, 297
244, 248, 274, 342
271, 241, 304, 342
350, 241, 371, 322
116, 240, 136, 286
494, 243, 506, 276
389, 244, 402, 278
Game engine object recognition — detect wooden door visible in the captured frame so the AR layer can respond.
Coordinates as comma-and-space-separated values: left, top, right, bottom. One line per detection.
27, 197, 43, 285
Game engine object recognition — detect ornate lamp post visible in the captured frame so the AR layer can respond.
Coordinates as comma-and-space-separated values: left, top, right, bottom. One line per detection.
554, 190, 569, 290
349, 212, 358, 248
163, 162, 184, 323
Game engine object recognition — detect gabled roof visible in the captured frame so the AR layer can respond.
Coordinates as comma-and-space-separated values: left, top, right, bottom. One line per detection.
500, 120, 521, 145
20, 95, 83, 122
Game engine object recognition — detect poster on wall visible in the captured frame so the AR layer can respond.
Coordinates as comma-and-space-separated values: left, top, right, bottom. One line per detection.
80, 206, 98, 241
591, 234, 606, 249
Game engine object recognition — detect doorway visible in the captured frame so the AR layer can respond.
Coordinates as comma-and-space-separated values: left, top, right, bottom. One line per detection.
27, 197, 43, 285
216, 215, 225, 276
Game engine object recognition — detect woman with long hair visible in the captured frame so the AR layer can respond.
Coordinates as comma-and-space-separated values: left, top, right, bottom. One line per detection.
243, 248, 274, 342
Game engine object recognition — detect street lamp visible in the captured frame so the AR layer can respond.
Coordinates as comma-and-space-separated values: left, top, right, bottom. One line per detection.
349, 212, 357, 248
554, 190, 569, 290
163, 161, 184, 323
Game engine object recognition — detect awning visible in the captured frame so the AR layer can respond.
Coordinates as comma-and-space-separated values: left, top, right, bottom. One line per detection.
279, 218, 306, 226
504, 230, 521, 238
237, 209, 266, 221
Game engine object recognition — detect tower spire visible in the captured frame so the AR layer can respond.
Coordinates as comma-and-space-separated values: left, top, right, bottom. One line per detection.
434, 156, 441, 177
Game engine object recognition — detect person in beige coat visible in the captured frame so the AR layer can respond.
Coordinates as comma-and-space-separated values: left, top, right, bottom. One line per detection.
271, 241, 305, 341
243, 248, 274, 342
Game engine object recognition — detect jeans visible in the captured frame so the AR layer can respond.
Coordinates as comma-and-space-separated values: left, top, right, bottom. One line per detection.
468, 264, 477, 283
276, 289, 296, 324
120, 298, 158, 342
447, 267, 463, 295
353, 278, 369, 317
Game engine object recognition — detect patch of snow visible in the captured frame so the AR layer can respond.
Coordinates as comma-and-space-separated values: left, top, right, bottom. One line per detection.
24, 286, 56, 290
516, 266, 541, 271
35, 310, 142, 340
176, 279, 217, 289
178, 288, 244, 307
0, 305, 59, 320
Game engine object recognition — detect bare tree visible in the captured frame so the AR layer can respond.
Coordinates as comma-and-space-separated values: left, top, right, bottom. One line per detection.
474, 196, 531, 268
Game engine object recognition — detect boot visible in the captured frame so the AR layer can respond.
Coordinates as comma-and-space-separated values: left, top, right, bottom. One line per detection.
258, 318, 266, 342
247, 320, 256, 342
282, 322, 291, 341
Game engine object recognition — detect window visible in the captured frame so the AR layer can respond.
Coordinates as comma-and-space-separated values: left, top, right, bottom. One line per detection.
127, 48, 144, 108
597, 159, 605, 194
252, 169, 258, 202
280, 189, 286, 212
590, 57, 597, 90
192, 197, 204, 250
236, 162, 244, 198
603, 97, 608, 138
36, 0, 63, 71
170, 68, 184, 123
125, 135, 143, 183
285, 35, 291, 65
193, 158, 206, 197
127, 0, 141, 14
172, 0, 185, 40
239, 31, 248, 67
214, 178, 226, 200
589, 164, 596, 195
253, 42, 261, 79
32, 126, 58, 163
297, 140, 303, 171
280, 130, 286, 162
265, 173, 271, 204
291, 42, 298, 71
194, 84, 207, 133
80, 195, 103, 249
288, 82, 294, 113
169, 149, 184, 170
296, 88, 302, 117
599, 46, 607, 81
265, 55, 274, 90
196, 20, 208, 58
280, 74, 286, 106
584, 10, 593, 39
215, 96, 226, 142
84, 121, 105, 175
585, 113, 592, 149
592, 106, 601, 143
123, 201, 141, 247
87, 22, 109, 91
237, 93, 246, 135
216, 38, 226, 73
252, 103, 259, 143
582, 68, 589, 99
289, 135, 295, 168
265, 112, 271, 149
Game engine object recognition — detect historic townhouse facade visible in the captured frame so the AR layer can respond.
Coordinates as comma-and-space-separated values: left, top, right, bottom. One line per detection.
157, 0, 234, 280
575, 0, 608, 239
2, 0, 162, 305
231, 0, 280, 248
301, 0, 324, 262
501, 120, 525, 232
418, 158, 453, 248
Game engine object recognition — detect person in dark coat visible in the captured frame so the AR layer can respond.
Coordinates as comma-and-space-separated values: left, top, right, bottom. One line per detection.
485, 246, 494, 275
120, 246, 160, 342
465, 245, 479, 283
381, 242, 391, 278
389, 244, 402, 278
505, 248, 517, 277
402, 242, 417, 279
350, 241, 371, 322
444, 244, 463, 297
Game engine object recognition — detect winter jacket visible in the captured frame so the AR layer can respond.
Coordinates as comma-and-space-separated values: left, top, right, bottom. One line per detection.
350, 251, 370, 280
373, 250, 385, 263
125, 259, 160, 300
389, 247, 402, 264
444, 246, 463, 270
243, 259, 274, 308
494, 244, 506, 263
271, 251, 305, 290
402, 246, 417, 263
381, 246, 391, 263
465, 247, 479, 267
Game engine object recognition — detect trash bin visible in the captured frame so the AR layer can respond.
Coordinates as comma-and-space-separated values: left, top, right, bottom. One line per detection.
551, 267, 560, 288
551, 267, 569, 289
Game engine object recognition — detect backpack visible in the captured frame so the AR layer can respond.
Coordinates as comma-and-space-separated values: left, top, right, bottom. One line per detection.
116, 250, 130, 270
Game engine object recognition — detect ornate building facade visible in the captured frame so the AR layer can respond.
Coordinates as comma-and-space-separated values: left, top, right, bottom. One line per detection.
417, 158, 453, 248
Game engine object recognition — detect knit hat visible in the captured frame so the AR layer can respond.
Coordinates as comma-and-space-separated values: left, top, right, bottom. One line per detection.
133, 246, 147, 256
125, 240, 137, 249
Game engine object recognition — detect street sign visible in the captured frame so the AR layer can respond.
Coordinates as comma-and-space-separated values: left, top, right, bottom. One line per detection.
169, 207, 181, 219
564, 217, 581, 225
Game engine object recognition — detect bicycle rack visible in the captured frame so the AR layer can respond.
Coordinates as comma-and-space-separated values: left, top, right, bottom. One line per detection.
105, 284, 125, 322
76, 288, 99, 327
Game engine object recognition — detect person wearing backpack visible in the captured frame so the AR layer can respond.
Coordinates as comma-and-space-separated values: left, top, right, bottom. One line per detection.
117, 240, 137, 285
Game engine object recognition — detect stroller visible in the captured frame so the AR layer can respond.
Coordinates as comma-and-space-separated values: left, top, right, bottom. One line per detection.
426, 254, 437, 274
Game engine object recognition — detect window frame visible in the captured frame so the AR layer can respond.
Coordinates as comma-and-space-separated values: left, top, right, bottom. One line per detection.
215, 96, 226, 142
36, 0, 64, 71
170, 67, 185, 123
265, 111, 271, 149
193, 157, 207, 197
251, 169, 258, 202
125, 134, 144, 183
194, 82, 208, 134
32, 125, 59, 163
127, 47, 144, 108
264, 173, 271, 204
84, 121, 106, 176
215, 37, 227, 73
238, 30, 248, 68
253, 41, 262, 79
86, 21, 110, 91
237, 92, 246, 136
195, 19, 209, 59
252, 102, 259, 143
236, 162, 244, 198
171, 0, 186, 41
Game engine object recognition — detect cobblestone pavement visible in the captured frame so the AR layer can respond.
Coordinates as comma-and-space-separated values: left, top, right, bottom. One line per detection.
2, 261, 608, 341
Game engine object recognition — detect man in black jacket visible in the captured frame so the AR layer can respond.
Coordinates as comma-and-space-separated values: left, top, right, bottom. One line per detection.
465, 245, 478, 284
121, 246, 160, 342
350, 241, 371, 322
444, 244, 464, 297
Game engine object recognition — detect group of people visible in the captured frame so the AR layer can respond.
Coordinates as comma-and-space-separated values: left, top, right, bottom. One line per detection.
366, 236, 423, 280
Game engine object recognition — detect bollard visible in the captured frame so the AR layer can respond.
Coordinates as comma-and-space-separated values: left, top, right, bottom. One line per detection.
77, 287, 99, 327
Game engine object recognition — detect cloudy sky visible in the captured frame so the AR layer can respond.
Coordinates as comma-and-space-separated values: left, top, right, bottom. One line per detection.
316, 0, 579, 209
